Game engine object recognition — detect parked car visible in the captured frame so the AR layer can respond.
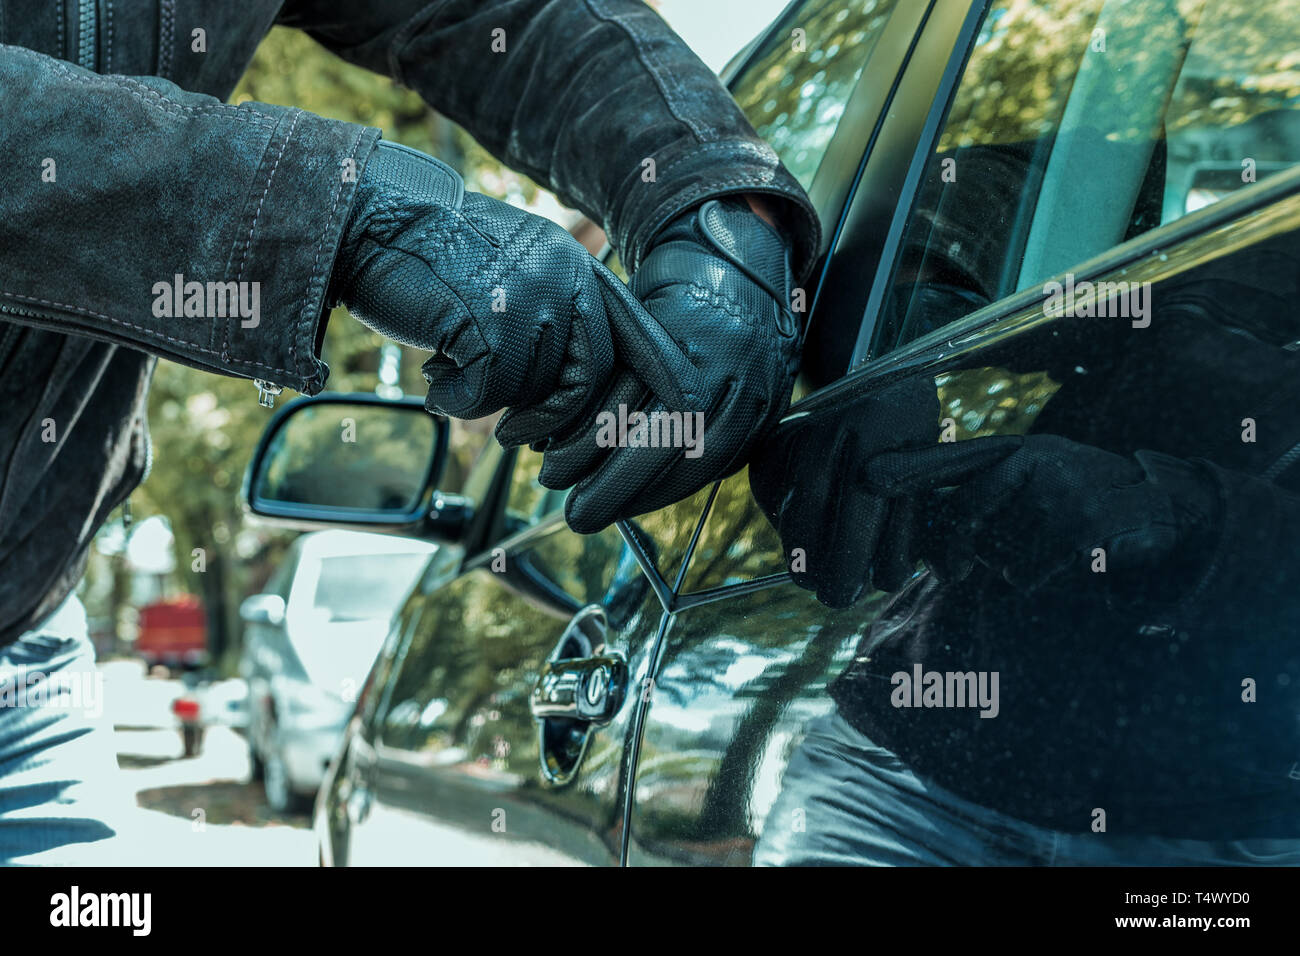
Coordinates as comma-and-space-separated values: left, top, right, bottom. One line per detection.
134, 594, 207, 670
238, 530, 435, 812
244, 0, 1300, 864
167, 677, 250, 759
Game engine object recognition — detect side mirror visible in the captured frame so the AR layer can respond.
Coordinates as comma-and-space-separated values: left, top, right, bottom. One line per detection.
240, 593, 285, 626
242, 393, 466, 538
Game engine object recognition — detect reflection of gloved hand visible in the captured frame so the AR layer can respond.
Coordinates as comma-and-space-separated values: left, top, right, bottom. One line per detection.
748, 377, 954, 608
331, 141, 667, 444
533, 197, 802, 534
867, 434, 1223, 598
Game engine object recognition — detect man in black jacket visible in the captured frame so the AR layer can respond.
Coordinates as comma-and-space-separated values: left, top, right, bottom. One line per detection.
0, 0, 819, 862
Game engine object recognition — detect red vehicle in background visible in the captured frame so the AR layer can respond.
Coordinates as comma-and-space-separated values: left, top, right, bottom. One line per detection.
135, 595, 208, 670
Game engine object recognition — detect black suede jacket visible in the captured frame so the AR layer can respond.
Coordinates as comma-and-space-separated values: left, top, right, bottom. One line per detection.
0, 0, 821, 643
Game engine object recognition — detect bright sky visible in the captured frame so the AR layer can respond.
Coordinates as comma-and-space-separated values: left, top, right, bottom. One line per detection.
654, 0, 791, 73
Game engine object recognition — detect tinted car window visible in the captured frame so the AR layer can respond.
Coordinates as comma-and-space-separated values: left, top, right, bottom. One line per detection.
733, 0, 903, 189
678, 466, 785, 593
874, 0, 1300, 355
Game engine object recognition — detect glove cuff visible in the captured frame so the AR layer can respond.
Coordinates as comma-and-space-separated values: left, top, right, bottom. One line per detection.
638, 198, 799, 344
329, 140, 466, 308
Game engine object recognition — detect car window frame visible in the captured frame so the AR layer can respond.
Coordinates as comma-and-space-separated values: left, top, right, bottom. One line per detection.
662, 165, 1300, 610
841, 0, 987, 369
829, 160, 1300, 412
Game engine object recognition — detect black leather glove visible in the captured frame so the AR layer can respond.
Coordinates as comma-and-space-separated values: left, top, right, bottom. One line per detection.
867, 434, 1224, 598
331, 141, 678, 445
534, 197, 801, 534
748, 376, 955, 607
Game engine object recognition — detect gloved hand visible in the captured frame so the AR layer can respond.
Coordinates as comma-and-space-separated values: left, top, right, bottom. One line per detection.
331, 140, 686, 445
866, 434, 1224, 598
534, 196, 802, 533
748, 376, 956, 607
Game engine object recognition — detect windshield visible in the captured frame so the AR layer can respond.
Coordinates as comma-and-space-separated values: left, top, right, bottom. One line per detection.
287, 550, 432, 693
311, 553, 429, 622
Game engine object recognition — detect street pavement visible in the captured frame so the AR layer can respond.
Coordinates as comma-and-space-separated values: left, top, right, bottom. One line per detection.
100, 658, 317, 866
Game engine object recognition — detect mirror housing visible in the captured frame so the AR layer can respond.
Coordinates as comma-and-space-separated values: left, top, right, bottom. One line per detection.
240, 593, 285, 627
241, 393, 454, 537
424, 491, 475, 543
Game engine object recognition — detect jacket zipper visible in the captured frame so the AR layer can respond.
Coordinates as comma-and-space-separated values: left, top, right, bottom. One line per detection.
75, 0, 96, 69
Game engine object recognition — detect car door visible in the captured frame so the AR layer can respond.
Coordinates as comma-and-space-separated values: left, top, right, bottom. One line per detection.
329, 424, 726, 865
628, 0, 1300, 864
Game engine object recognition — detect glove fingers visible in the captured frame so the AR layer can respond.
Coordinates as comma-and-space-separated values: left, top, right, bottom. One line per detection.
592, 386, 760, 519
563, 382, 754, 533
633, 378, 769, 509
496, 403, 564, 451
932, 445, 1036, 537
868, 440, 1034, 585
422, 342, 494, 420
564, 429, 687, 534
865, 435, 1025, 495
921, 446, 1042, 587
495, 312, 614, 448
869, 496, 920, 593
597, 265, 699, 410
791, 431, 882, 608
816, 489, 888, 609
918, 498, 976, 584
536, 371, 648, 488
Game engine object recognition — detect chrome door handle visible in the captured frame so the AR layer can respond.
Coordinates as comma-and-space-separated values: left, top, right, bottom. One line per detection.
531, 605, 626, 785
531, 653, 627, 723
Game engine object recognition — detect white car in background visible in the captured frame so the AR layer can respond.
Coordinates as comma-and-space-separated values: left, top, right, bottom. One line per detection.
239, 530, 435, 813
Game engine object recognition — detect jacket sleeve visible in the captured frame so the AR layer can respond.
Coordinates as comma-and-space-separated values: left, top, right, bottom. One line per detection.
0, 43, 379, 395
277, 0, 822, 281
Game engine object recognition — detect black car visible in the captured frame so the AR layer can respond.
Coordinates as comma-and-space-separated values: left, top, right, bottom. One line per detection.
243, 0, 1300, 865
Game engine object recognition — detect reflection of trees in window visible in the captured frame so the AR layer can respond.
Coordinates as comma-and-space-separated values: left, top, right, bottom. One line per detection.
936, 367, 1060, 439
1167, 1, 1300, 135
941, 0, 1300, 151
634, 590, 868, 844
732, 0, 900, 189
505, 447, 549, 521
382, 570, 555, 764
